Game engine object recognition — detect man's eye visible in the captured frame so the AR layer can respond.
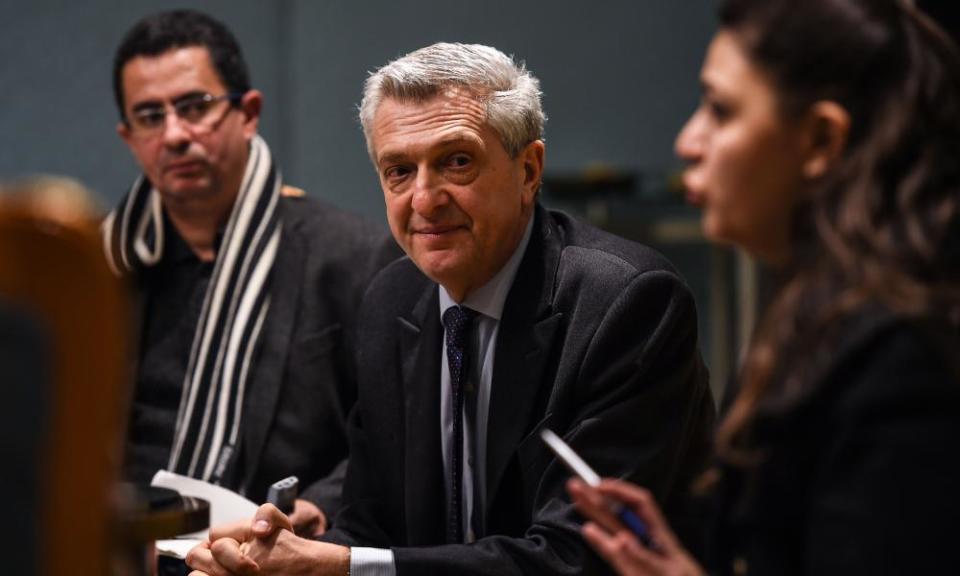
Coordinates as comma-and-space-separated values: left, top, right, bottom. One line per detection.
177, 98, 213, 122
384, 166, 411, 180
134, 109, 165, 128
447, 154, 472, 168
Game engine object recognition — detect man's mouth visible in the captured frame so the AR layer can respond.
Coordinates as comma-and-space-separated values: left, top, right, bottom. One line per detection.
164, 159, 205, 175
415, 225, 464, 236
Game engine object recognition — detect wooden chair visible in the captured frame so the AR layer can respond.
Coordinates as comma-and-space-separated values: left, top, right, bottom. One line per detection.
0, 191, 129, 575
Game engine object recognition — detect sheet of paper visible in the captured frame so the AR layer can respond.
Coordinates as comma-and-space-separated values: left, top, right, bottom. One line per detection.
156, 538, 202, 560
151, 469, 259, 559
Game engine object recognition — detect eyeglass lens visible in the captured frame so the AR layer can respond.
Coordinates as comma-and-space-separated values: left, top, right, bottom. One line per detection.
130, 93, 233, 134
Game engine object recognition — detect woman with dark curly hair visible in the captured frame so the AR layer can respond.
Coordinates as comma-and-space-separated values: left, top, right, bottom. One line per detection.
569, 1, 960, 574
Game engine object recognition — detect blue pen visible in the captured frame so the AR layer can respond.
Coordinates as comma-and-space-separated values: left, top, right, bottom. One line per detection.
540, 429, 654, 548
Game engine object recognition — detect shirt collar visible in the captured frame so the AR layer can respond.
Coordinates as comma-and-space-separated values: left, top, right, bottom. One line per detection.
161, 207, 227, 265
162, 210, 198, 265
439, 215, 534, 322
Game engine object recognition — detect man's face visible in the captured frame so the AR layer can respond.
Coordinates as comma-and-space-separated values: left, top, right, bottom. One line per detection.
117, 46, 261, 211
370, 90, 544, 301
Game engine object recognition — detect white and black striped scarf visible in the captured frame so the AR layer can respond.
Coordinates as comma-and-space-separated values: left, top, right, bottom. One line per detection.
103, 135, 281, 484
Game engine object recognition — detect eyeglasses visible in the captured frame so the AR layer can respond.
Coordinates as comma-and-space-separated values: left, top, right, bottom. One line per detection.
126, 92, 244, 138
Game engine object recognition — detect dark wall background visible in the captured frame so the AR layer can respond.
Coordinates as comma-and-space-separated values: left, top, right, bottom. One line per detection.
1, 0, 734, 396
0, 0, 715, 222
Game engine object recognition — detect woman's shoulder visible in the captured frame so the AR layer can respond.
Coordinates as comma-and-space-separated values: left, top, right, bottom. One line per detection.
822, 306, 960, 414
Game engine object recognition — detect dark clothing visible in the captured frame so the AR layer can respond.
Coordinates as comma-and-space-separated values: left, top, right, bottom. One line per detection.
123, 195, 400, 514
126, 214, 213, 485
325, 206, 715, 575
705, 308, 960, 576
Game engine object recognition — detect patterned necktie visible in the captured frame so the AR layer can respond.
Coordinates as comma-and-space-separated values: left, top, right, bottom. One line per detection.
443, 305, 478, 544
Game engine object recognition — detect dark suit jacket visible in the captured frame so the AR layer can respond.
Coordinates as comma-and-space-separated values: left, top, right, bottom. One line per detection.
235, 195, 400, 513
325, 205, 715, 574
129, 194, 399, 516
706, 308, 960, 576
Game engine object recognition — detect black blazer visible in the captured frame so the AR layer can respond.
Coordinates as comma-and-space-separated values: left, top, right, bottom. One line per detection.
235, 195, 400, 513
128, 194, 398, 514
706, 308, 960, 575
325, 205, 715, 575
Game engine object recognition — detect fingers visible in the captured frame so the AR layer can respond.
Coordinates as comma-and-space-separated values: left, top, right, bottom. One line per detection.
209, 518, 253, 544
583, 521, 664, 576
289, 499, 325, 537
186, 540, 252, 576
595, 479, 680, 551
315, 507, 328, 536
252, 502, 294, 537
567, 478, 625, 535
210, 537, 261, 575
596, 479, 659, 521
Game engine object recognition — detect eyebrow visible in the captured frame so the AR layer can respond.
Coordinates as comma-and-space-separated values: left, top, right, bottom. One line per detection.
130, 90, 207, 112
376, 132, 483, 167
377, 152, 408, 167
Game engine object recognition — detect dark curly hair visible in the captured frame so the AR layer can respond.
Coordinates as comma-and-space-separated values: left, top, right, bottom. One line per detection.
714, 0, 960, 467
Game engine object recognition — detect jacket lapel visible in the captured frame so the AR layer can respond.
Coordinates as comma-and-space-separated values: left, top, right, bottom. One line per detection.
238, 215, 304, 493
485, 206, 563, 514
399, 285, 447, 544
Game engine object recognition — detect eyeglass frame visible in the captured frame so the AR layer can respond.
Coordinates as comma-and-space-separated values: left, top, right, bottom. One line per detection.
123, 91, 246, 138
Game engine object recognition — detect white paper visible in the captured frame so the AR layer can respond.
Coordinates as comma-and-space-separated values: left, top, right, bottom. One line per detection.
156, 538, 203, 559
151, 469, 259, 559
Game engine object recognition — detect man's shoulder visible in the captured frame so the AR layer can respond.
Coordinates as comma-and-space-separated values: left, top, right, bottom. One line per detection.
546, 208, 683, 285
273, 193, 401, 290
278, 193, 399, 260
365, 255, 429, 301
279, 193, 381, 238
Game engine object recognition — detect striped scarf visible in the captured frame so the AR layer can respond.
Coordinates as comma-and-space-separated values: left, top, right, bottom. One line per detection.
103, 135, 282, 484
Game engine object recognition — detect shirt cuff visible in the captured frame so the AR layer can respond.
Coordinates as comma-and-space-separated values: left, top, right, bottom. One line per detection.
350, 547, 396, 576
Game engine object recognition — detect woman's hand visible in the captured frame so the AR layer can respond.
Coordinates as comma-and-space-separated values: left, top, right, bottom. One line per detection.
568, 478, 704, 576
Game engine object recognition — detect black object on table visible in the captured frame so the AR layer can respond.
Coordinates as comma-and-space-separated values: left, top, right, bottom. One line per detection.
114, 484, 209, 576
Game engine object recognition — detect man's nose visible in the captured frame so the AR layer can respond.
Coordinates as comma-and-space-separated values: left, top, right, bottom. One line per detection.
160, 111, 192, 149
410, 169, 449, 216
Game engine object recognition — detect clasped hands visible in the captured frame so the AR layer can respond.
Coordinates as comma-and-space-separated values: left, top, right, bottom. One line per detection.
186, 503, 350, 576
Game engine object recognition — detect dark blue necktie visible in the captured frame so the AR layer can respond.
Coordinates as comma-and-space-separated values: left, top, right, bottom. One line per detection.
443, 305, 477, 544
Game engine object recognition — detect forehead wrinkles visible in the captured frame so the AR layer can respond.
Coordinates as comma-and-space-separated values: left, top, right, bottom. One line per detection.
373, 94, 488, 156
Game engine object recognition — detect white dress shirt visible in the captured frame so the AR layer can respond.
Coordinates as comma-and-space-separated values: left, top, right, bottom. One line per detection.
351, 218, 533, 576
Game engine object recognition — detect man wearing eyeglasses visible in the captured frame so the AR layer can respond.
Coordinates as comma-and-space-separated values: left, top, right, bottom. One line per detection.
103, 9, 397, 545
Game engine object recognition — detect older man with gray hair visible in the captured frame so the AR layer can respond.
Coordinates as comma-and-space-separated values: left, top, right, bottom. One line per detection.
189, 42, 714, 576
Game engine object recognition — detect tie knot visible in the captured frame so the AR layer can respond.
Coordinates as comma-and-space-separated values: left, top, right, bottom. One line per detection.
443, 305, 478, 348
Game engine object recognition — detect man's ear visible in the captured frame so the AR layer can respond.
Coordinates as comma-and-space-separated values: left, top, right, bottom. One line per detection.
802, 101, 850, 180
240, 90, 264, 139
117, 121, 132, 147
520, 139, 545, 207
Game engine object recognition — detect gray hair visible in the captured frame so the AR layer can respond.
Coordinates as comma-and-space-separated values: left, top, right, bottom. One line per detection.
359, 42, 546, 160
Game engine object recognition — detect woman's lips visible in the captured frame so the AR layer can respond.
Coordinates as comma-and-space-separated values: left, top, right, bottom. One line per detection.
681, 174, 705, 206
685, 189, 705, 206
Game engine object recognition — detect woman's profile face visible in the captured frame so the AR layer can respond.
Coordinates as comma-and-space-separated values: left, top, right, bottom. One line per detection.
676, 31, 809, 265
